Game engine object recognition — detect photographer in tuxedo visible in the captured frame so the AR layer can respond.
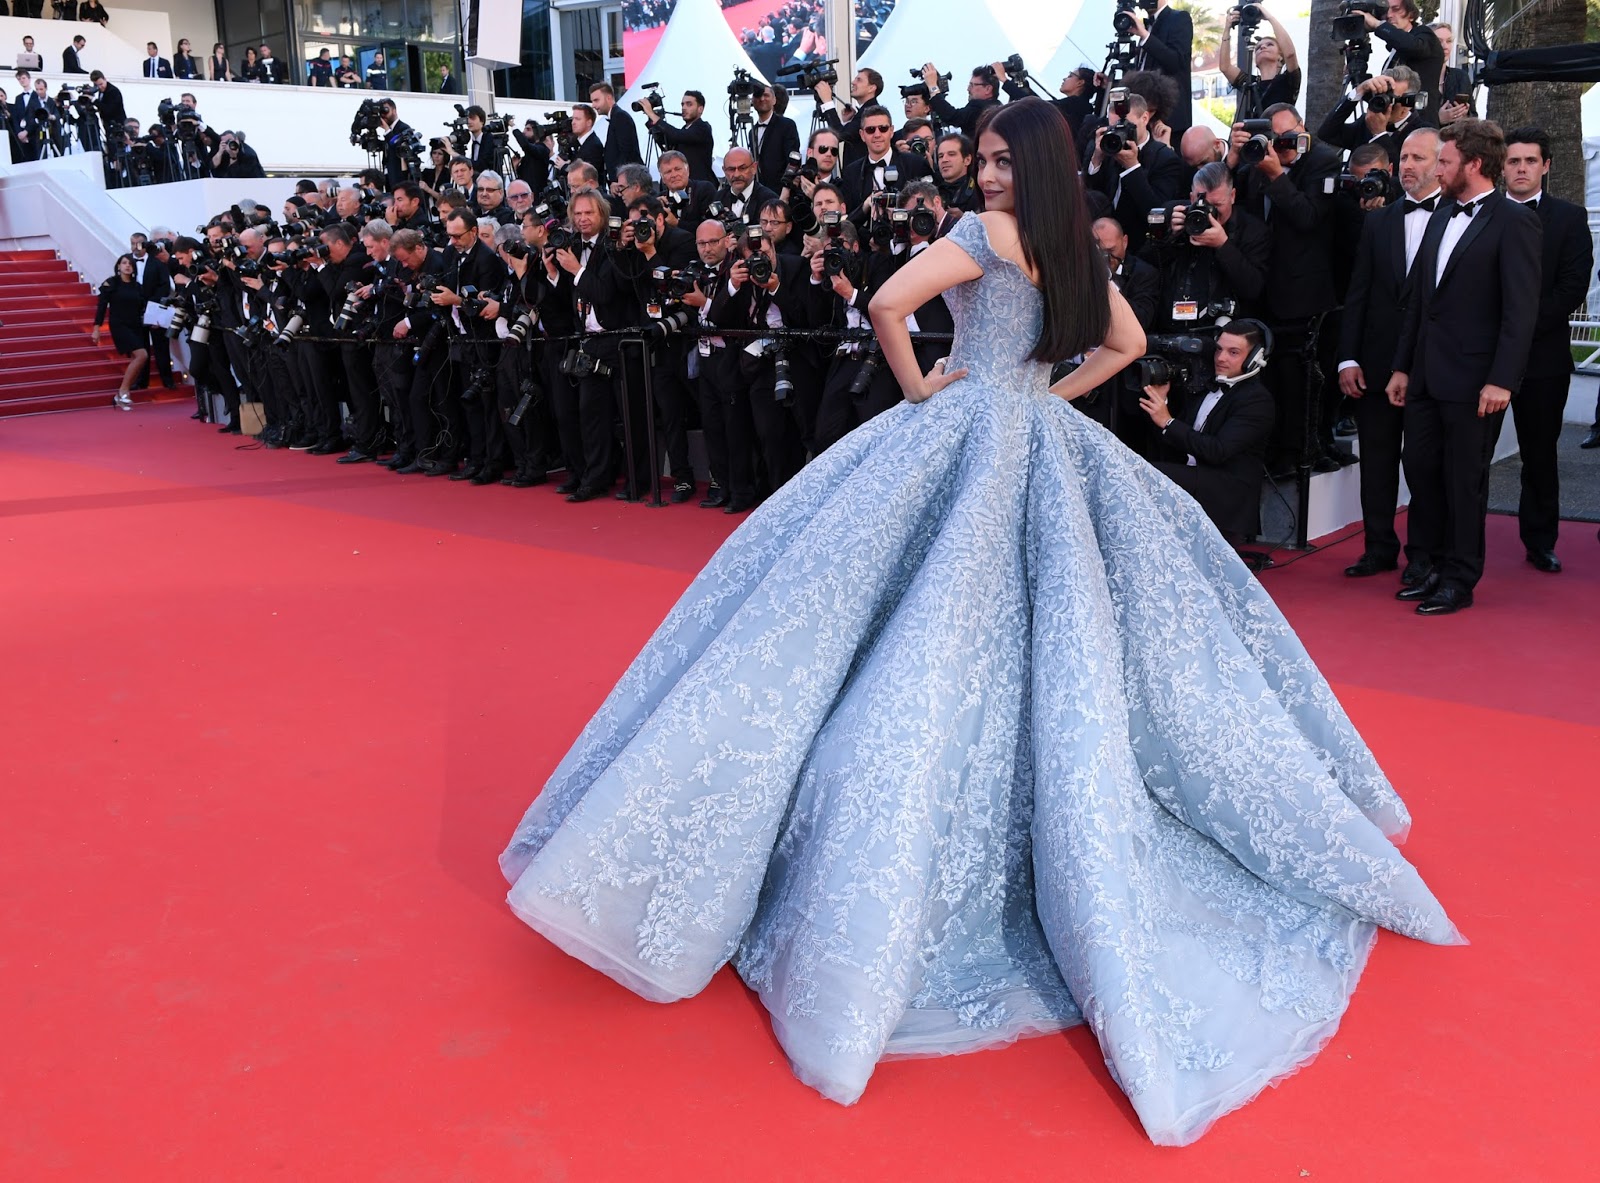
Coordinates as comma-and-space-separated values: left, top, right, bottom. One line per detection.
1086, 93, 1186, 255
1132, 0, 1194, 138
1141, 323, 1277, 537
1317, 67, 1431, 171
589, 83, 642, 183
1337, 127, 1442, 579
656, 150, 717, 234
1234, 104, 1343, 472
841, 106, 932, 229
749, 84, 802, 194
709, 223, 813, 511
1359, 0, 1444, 118
1386, 119, 1540, 614
1500, 127, 1592, 573
609, 195, 701, 503
714, 147, 776, 227
812, 68, 885, 168
645, 91, 716, 183
919, 62, 1002, 139
1142, 162, 1270, 332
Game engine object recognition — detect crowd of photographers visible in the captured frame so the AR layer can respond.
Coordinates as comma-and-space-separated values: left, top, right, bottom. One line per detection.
118, 0, 1593, 574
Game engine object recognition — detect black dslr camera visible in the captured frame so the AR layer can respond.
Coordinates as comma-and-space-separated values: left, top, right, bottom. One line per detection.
820, 211, 851, 278
1114, 0, 1157, 36
1133, 333, 1211, 391
1366, 89, 1427, 115
1332, 0, 1386, 40
744, 225, 773, 285
559, 347, 612, 380
350, 97, 387, 151
1146, 195, 1221, 243
1335, 168, 1397, 202
1237, 118, 1306, 165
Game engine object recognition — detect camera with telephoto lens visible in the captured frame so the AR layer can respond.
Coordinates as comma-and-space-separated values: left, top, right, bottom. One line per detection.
848, 340, 883, 398
631, 83, 665, 117
273, 302, 308, 347
159, 295, 191, 339
1366, 89, 1426, 115
779, 58, 838, 91
1133, 333, 1211, 391
1237, 118, 1305, 165
507, 374, 542, 427
1335, 168, 1396, 202
763, 343, 795, 405
1145, 195, 1220, 243
559, 347, 611, 380
157, 98, 203, 140
231, 316, 266, 348
333, 282, 370, 332
505, 308, 539, 346
350, 97, 387, 150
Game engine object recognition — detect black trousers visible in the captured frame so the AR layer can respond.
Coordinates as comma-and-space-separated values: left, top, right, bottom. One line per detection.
1352, 385, 1414, 565
250, 342, 294, 430
1265, 319, 1335, 467
1401, 389, 1506, 592
693, 345, 738, 492
538, 345, 581, 476
455, 336, 504, 470
219, 329, 260, 422
373, 341, 414, 457
339, 341, 383, 453
1507, 373, 1568, 553
650, 339, 696, 485
736, 349, 805, 500
815, 350, 900, 453
186, 336, 235, 421
495, 342, 547, 475
609, 342, 653, 497
407, 345, 455, 462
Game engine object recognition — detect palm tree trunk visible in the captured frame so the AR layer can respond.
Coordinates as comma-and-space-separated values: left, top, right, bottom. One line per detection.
1305, 0, 1352, 131
1485, 0, 1588, 205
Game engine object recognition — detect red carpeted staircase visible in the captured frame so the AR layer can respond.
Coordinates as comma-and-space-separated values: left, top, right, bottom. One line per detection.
0, 249, 177, 417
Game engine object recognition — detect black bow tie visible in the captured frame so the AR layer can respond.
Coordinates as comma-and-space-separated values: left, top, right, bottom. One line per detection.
1520, 197, 1540, 210
1402, 196, 1437, 214
1451, 199, 1482, 219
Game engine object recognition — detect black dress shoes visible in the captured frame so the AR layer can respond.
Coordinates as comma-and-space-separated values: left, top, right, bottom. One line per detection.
1525, 549, 1562, 573
556, 478, 581, 495
336, 449, 374, 464
1396, 572, 1441, 602
699, 486, 729, 510
449, 465, 482, 482
503, 471, 546, 488
422, 461, 458, 477
670, 481, 696, 504
1416, 586, 1473, 616
1399, 563, 1433, 588
1344, 554, 1398, 578
470, 468, 502, 486
1579, 426, 1600, 449
723, 495, 756, 515
306, 440, 343, 455
566, 485, 605, 503
394, 460, 427, 475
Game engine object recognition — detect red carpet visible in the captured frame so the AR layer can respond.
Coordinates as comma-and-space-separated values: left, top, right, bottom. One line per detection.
3, 403, 1596, 1179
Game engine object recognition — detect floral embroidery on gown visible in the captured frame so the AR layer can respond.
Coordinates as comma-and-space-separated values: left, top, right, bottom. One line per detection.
499, 213, 1462, 1145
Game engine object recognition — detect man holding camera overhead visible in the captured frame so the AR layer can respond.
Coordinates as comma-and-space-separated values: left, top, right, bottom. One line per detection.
917, 62, 1001, 140
1317, 65, 1431, 171
1130, 0, 1194, 138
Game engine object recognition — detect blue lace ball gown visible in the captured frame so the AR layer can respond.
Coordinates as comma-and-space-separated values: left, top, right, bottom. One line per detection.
499, 214, 1462, 1146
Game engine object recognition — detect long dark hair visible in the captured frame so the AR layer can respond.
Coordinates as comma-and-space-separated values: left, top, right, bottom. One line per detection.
975, 99, 1109, 363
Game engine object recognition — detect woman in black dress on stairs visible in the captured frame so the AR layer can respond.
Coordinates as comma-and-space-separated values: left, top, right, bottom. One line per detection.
92, 254, 150, 411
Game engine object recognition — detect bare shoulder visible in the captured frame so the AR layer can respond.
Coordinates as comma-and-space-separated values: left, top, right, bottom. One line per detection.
977, 211, 1021, 253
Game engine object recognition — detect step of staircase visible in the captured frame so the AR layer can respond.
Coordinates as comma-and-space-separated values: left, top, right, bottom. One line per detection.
0, 250, 167, 416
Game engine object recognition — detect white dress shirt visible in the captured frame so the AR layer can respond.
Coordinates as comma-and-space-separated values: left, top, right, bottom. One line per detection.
1435, 191, 1491, 285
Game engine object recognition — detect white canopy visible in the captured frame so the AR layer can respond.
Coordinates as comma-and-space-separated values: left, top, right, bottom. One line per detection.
858, 0, 1091, 81
1041, 8, 1119, 86
620, 0, 771, 116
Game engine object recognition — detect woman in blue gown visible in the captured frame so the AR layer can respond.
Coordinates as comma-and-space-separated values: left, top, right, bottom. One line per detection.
499, 99, 1462, 1146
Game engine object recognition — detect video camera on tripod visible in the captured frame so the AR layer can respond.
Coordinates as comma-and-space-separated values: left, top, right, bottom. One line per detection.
779, 58, 839, 92
1332, 0, 1386, 85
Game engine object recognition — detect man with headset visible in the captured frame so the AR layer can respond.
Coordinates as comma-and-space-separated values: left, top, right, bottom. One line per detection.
1139, 321, 1277, 538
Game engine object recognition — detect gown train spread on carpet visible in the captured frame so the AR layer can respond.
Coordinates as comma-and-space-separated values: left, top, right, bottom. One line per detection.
499, 214, 1462, 1146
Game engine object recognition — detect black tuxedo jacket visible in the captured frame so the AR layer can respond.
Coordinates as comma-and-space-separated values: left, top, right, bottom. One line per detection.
1522, 194, 1592, 379
714, 181, 778, 226
258, 57, 290, 84
928, 93, 1001, 139
749, 115, 801, 193
571, 238, 642, 356
63, 47, 87, 75
821, 103, 868, 169
466, 133, 502, 175
661, 179, 719, 234
143, 57, 174, 79
651, 117, 716, 183
1393, 192, 1541, 400
1113, 255, 1160, 330
1138, 6, 1193, 135
1239, 139, 1342, 320
710, 252, 812, 333
1162, 374, 1274, 481
1375, 23, 1443, 116
1087, 136, 1186, 253
1338, 198, 1419, 385
601, 108, 643, 181
448, 240, 511, 339
572, 130, 606, 176
841, 151, 933, 219
136, 254, 172, 301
